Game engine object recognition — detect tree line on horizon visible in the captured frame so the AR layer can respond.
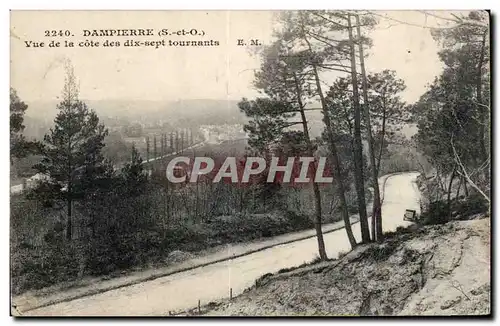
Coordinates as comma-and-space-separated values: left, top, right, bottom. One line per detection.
9, 10, 490, 293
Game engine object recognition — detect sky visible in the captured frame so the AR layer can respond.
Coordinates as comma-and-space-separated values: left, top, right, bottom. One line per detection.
10, 10, 473, 105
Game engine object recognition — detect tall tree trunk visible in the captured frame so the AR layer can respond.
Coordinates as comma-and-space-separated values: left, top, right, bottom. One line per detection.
328, 138, 357, 249
347, 13, 370, 243
311, 181, 327, 259
356, 14, 383, 242
376, 105, 387, 175
297, 32, 357, 250
293, 72, 328, 260
66, 137, 73, 241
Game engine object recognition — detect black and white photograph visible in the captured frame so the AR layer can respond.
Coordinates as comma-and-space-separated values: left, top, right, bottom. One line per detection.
8, 9, 491, 317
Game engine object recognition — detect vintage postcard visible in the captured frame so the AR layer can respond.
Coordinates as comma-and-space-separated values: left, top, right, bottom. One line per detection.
10, 10, 491, 317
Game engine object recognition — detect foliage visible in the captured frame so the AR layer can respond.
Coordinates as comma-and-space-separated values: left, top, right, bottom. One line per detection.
413, 11, 490, 199
31, 65, 112, 239
324, 70, 409, 172
120, 145, 148, 196
10, 88, 39, 160
10, 202, 315, 294
419, 193, 488, 226
239, 98, 300, 153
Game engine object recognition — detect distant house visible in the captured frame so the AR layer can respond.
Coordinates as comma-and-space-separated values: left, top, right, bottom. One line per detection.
11, 173, 51, 194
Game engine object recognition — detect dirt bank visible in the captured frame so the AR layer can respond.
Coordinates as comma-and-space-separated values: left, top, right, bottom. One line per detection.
200, 217, 490, 316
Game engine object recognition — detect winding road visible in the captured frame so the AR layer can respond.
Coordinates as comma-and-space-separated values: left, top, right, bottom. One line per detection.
24, 172, 421, 316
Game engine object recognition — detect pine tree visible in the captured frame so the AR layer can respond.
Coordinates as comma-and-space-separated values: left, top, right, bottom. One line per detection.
121, 144, 147, 196
10, 88, 38, 161
414, 11, 490, 203
355, 13, 383, 241
241, 35, 331, 259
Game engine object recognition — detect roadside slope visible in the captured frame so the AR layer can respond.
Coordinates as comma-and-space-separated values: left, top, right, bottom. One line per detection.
203, 217, 490, 316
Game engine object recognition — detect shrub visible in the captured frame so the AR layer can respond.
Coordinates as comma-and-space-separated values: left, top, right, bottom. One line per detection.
420, 193, 489, 226
284, 210, 314, 229
11, 244, 80, 294
311, 255, 323, 264
454, 193, 488, 217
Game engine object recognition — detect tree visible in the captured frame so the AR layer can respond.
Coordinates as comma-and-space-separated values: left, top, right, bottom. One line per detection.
252, 10, 379, 247
324, 68, 409, 237
430, 11, 490, 164
354, 15, 415, 240
246, 10, 378, 251
290, 10, 378, 243
290, 10, 377, 244
121, 144, 147, 196
352, 13, 383, 241
10, 88, 26, 134
325, 71, 408, 168
344, 12, 371, 243
240, 36, 331, 258
33, 65, 110, 240
365, 70, 408, 173
414, 11, 490, 207
10, 88, 38, 161
414, 74, 489, 204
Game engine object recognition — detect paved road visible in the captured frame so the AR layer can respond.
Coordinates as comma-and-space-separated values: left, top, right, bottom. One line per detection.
26, 172, 421, 316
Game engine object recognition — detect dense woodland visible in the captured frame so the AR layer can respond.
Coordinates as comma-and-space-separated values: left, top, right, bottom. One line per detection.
10, 10, 490, 294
